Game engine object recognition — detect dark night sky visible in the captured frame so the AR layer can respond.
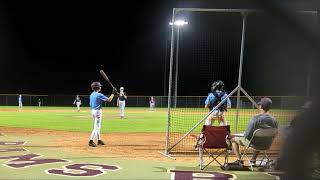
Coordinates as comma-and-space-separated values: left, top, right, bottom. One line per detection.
0, 1, 173, 95
0, 1, 318, 96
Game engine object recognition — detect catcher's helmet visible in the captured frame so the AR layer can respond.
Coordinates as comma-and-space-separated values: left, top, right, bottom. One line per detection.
212, 80, 224, 91
91, 82, 102, 90
215, 80, 224, 91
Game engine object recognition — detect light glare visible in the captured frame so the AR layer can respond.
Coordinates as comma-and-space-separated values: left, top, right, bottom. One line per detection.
169, 20, 188, 26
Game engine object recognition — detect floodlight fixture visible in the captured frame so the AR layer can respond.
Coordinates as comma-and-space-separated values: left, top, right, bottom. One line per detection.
169, 20, 188, 26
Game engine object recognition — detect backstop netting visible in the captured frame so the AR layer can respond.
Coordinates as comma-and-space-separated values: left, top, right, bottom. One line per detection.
165, 9, 315, 154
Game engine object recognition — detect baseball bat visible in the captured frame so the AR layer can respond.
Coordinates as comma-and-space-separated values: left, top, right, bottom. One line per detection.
99, 70, 115, 88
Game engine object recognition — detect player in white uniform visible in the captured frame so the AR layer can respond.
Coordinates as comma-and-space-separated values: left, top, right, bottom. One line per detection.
18, 95, 23, 110
38, 98, 41, 107
117, 87, 127, 119
89, 82, 117, 147
204, 80, 231, 126
73, 95, 82, 112
149, 96, 155, 111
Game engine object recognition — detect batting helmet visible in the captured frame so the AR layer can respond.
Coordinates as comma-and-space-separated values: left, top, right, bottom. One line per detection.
91, 82, 102, 90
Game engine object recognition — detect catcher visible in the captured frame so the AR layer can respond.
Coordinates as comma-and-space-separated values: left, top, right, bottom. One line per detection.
88, 82, 118, 147
204, 80, 231, 126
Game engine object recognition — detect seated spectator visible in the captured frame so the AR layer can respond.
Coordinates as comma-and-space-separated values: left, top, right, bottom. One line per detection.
231, 97, 278, 165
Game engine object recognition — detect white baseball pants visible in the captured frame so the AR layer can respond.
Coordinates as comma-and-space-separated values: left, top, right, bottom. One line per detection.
18, 102, 23, 110
150, 102, 155, 111
119, 100, 125, 117
205, 110, 226, 126
76, 102, 81, 111
90, 109, 102, 140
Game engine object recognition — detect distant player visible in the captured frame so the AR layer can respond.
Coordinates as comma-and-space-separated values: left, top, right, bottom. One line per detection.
117, 87, 127, 119
204, 80, 231, 126
149, 96, 155, 111
38, 98, 41, 107
89, 82, 117, 147
18, 94, 23, 110
73, 94, 82, 112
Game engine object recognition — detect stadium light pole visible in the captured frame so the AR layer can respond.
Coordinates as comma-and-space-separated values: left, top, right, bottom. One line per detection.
169, 20, 188, 108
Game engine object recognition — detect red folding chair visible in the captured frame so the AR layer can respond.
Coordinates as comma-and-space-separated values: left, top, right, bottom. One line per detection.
195, 125, 231, 170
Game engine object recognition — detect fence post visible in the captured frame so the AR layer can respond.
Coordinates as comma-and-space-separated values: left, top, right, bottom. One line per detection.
252, 97, 255, 109
136, 96, 138, 107
186, 96, 188, 108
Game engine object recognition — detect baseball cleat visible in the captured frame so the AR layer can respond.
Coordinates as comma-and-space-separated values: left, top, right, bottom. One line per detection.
97, 140, 106, 145
88, 140, 97, 147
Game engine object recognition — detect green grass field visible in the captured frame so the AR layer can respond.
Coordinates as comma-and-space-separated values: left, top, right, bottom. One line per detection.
0, 106, 168, 132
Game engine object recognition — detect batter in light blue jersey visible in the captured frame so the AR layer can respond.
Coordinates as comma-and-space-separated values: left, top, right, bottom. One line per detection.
204, 80, 231, 126
88, 82, 118, 147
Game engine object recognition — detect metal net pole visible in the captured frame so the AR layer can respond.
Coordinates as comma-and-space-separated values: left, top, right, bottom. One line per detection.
235, 13, 247, 133
165, 8, 176, 154
174, 26, 180, 108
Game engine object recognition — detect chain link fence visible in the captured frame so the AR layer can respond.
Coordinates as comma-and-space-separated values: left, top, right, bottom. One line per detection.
0, 94, 306, 109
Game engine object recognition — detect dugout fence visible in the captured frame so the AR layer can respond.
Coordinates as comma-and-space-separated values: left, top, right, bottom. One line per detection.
164, 8, 317, 156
